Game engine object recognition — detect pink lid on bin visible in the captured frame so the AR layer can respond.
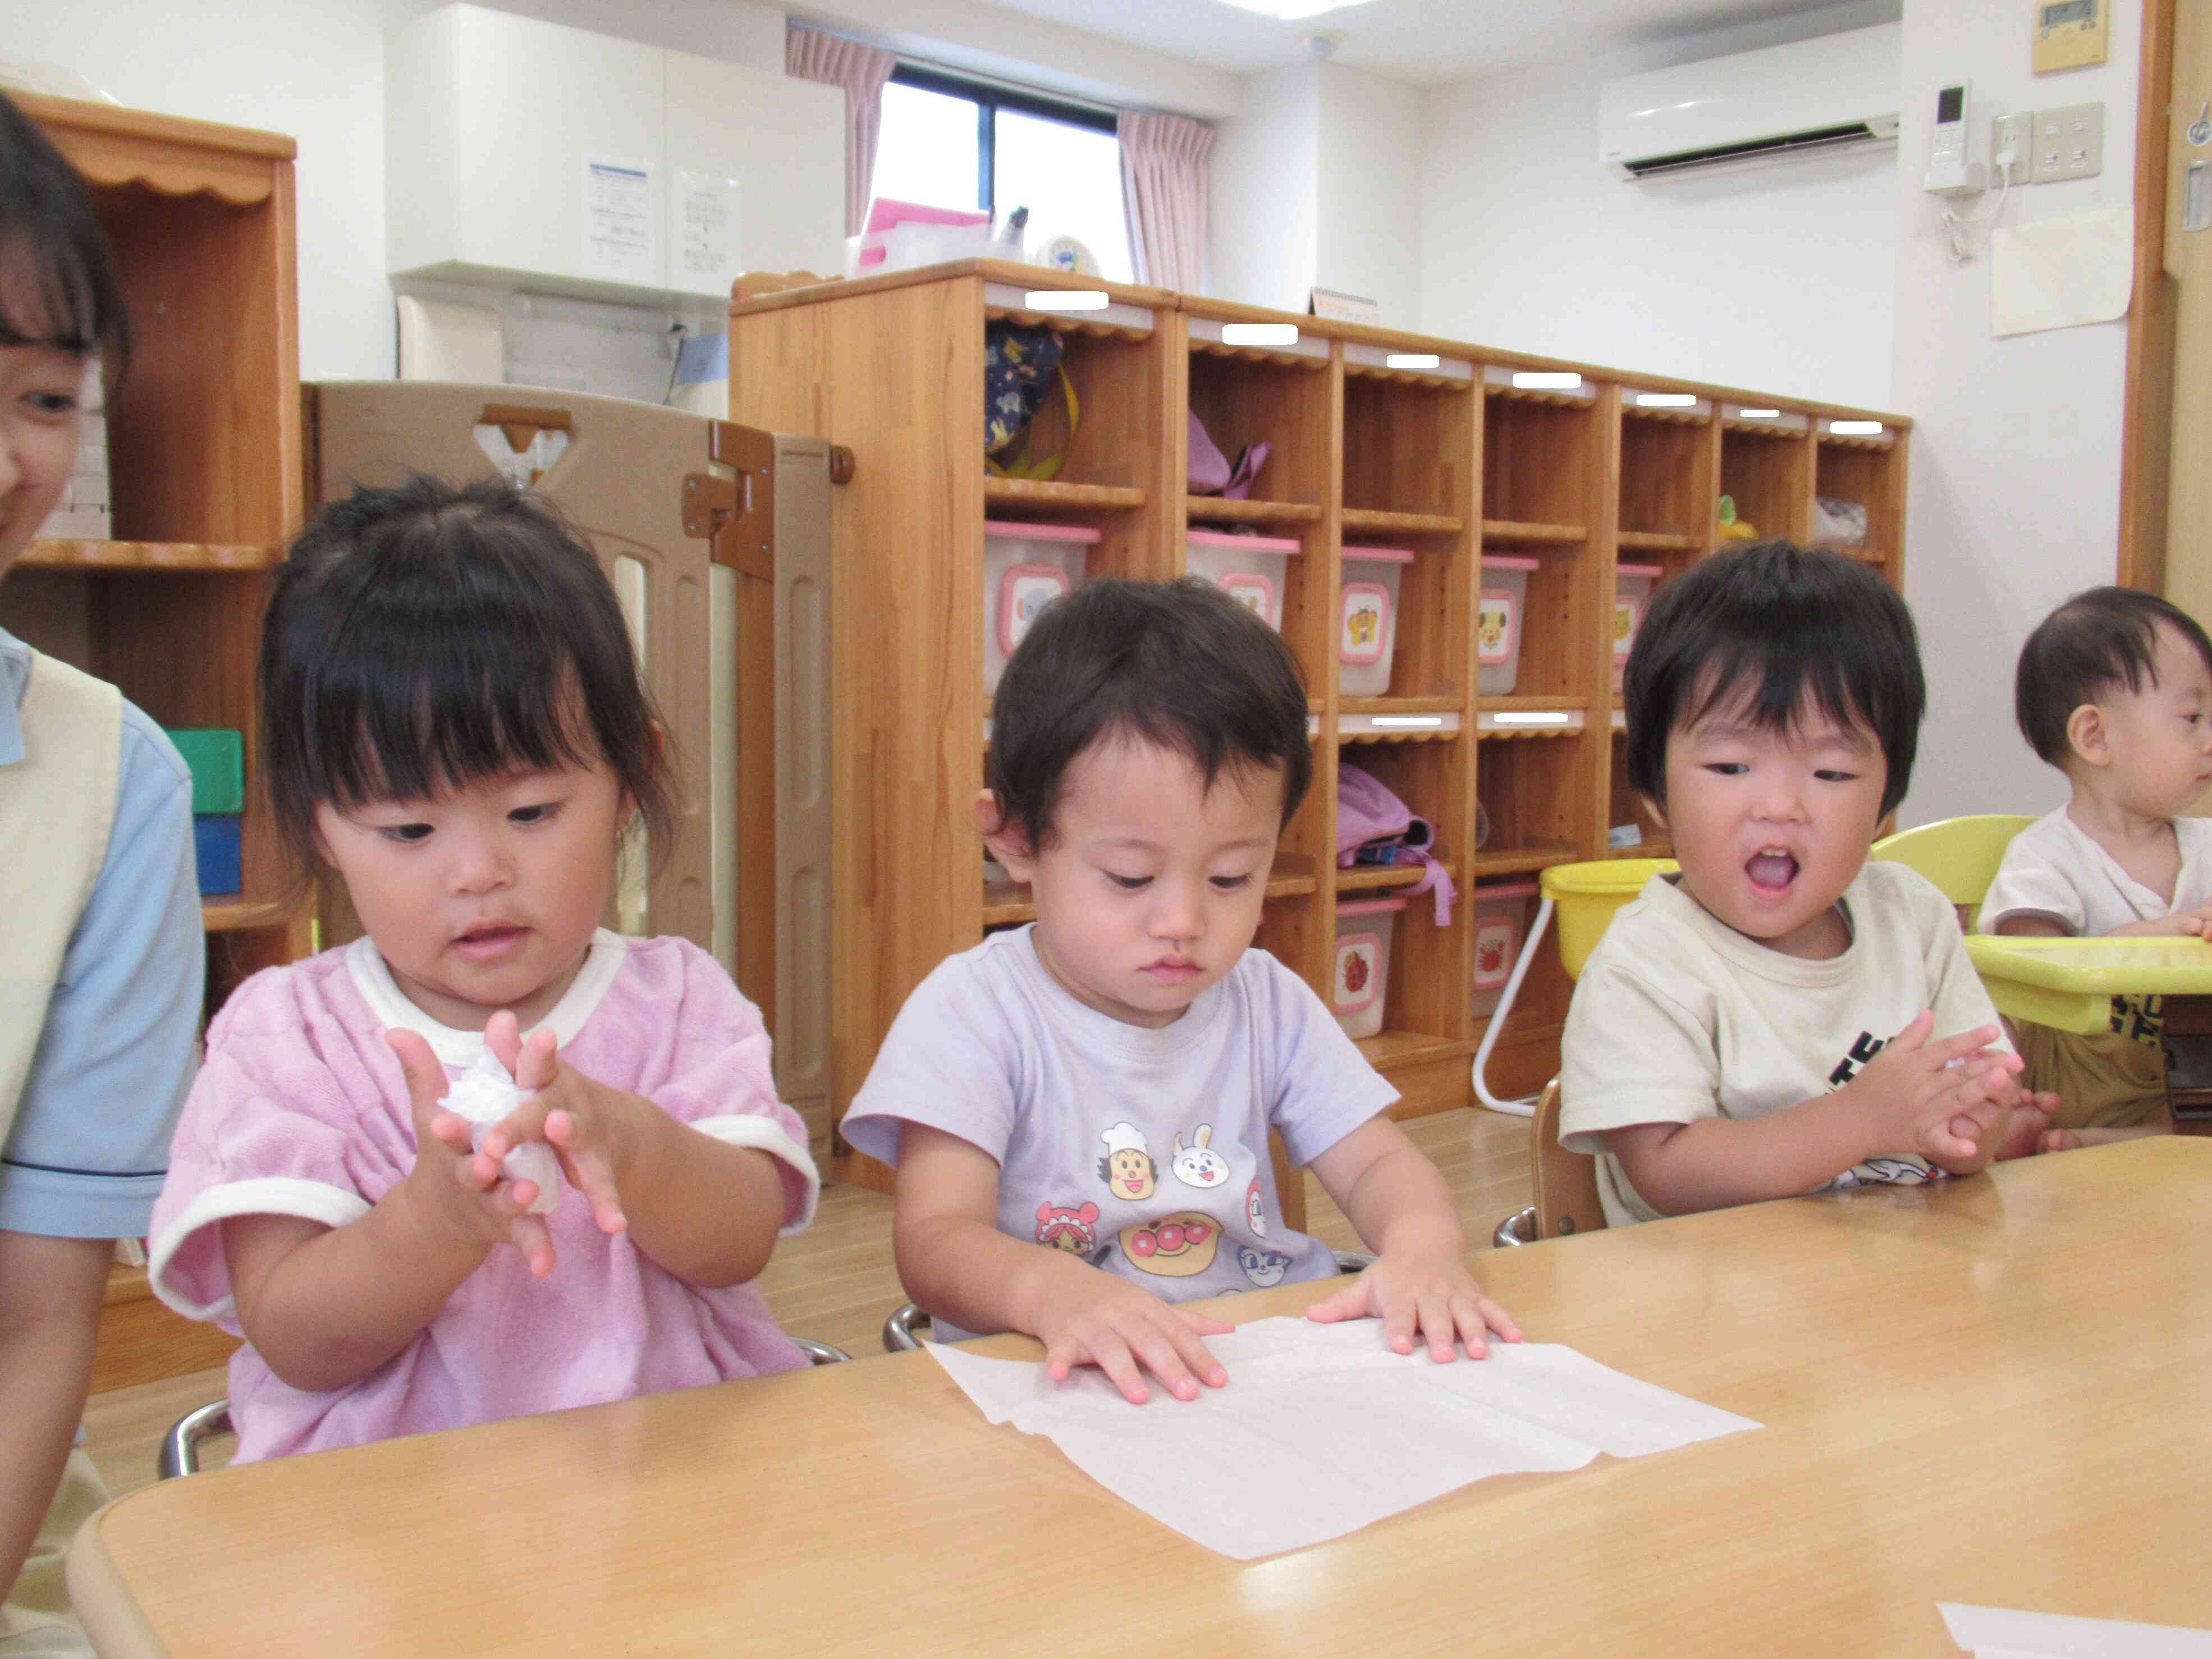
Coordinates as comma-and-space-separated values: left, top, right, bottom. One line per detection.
1617, 562, 1664, 578
1337, 895, 1410, 916
1480, 554, 1540, 572
983, 520, 1102, 543
1189, 528, 1302, 553
1474, 881, 1539, 901
1343, 545, 1416, 565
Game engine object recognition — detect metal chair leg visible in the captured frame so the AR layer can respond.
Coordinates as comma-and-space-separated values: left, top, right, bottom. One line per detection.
1492, 1206, 1536, 1248
882, 1303, 929, 1354
793, 1337, 852, 1365
157, 1401, 234, 1480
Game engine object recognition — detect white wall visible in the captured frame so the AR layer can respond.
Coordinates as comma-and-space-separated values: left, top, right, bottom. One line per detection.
7, 0, 1231, 381
1208, 65, 1320, 313
1317, 64, 1424, 329
1418, 1, 1901, 404
1894, 0, 2144, 826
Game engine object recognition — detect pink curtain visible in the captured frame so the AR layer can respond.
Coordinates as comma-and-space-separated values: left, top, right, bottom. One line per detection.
1119, 111, 1213, 293
786, 24, 897, 237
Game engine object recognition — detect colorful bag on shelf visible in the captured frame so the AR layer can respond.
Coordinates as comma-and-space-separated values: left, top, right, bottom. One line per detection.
1335, 762, 1456, 926
1187, 410, 1270, 500
985, 322, 1079, 482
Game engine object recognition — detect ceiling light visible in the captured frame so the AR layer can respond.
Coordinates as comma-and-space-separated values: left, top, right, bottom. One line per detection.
1222, 322, 1299, 346
1512, 371, 1582, 391
1216, 0, 1378, 19
1023, 290, 1108, 311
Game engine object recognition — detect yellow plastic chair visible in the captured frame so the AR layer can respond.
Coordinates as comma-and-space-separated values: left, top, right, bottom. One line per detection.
1870, 814, 2037, 931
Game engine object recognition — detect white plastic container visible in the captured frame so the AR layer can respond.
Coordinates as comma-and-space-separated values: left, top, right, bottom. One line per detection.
1188, 528, 1300, 630
1477, 555, 1538, 698
1469, 881, 1538, 1019
1331, 895, 1405, 1040
1614, 563, 1661, 694
984, 520, 1098, 694
1340, 546, 1416, 697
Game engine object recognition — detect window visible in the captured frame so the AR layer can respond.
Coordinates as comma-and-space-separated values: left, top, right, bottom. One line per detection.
869, 65, 1134, 284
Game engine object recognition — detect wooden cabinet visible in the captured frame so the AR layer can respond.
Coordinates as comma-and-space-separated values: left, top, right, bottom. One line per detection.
729, 260, 1910, 1188
3, 95, 313, 1387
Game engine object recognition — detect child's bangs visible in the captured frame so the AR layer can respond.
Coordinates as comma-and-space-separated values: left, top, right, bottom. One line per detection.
1680, 647, 1884, 750
305, 593, 597, 812
0, 228, 124, 369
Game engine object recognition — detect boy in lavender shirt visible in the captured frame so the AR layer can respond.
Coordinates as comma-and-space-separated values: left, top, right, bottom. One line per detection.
844, 579, 1518, 1404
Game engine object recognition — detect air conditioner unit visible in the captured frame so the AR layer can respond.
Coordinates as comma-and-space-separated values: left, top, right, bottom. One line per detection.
1599, 23, 1900, 180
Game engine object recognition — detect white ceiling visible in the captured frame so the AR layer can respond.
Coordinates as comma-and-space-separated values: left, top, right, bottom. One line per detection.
976, 0, 1868, 88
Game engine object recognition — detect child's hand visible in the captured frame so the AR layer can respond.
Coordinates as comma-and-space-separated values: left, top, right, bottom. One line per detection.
1304, 1246, 1521, 1362
1844, 1012, 2023, 1163
2111, 901, 2212, 937
478, 1011, 640, 1239
389, 1029, 556, 1276
1030, 1270, 1234, 1405
1982, 1083, 2060, 1160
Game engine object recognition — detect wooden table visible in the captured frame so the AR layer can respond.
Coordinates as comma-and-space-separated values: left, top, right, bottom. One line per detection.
70, 1140, 2212, 1657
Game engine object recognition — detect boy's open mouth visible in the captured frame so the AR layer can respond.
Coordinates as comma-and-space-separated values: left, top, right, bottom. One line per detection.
1745, 848, 1799, 895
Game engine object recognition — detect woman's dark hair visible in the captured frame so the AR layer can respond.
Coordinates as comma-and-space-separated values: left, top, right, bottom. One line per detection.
1624, 540, 1925, 818
2014, 585, 2212, 766
0, 91, 131, 376
988, 577, 1312, 846
260, 474, 675, 879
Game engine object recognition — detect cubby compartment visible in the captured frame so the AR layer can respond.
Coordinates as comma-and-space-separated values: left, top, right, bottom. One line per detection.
1718, 413, 1813, 547
1482, 386, 1597, 539
1812, 428, 1904, 571
1618, 398, 1714, 560
1606, 729, 1670, 860
1474, 731, 1590, 878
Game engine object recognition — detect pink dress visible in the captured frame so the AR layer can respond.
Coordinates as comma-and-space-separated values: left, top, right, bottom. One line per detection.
150, 929, 818, 1461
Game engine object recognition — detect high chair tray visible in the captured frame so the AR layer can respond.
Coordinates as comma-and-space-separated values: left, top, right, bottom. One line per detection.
1964, 935, 2212, 1034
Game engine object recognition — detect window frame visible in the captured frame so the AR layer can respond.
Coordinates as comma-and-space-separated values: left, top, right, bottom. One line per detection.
885, 62, 1120, 219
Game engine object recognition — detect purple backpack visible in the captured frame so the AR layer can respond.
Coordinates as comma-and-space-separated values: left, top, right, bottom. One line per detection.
1336, 762, 1456, 926
1188, 410, 1270, 499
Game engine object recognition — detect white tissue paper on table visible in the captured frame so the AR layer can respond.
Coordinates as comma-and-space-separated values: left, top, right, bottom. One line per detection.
439, 1048, 563, 1216
926, 1315, 1761, 1559
1940, 1604, 2212, 1659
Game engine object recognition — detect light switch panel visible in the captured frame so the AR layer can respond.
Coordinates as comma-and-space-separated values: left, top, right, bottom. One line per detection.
2031, 102, 2104, 183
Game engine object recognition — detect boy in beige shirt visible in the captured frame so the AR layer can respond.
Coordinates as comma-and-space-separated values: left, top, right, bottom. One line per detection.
1559, 543, 2054, 1226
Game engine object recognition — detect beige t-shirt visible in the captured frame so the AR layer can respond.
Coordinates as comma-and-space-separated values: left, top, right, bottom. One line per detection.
1558, 861, 2009, 1227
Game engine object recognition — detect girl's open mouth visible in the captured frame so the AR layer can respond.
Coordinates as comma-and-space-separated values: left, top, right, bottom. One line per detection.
1746, 849, 1799, 896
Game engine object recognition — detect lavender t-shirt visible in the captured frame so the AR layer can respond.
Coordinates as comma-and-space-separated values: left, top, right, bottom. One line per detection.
149, 930, 818, 1461
844, 928, 1398, 1338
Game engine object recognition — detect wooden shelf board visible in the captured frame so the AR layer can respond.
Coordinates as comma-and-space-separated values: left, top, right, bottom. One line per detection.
1341, 362, 1472, 392
1341, 725, 1462, 745
1483, 384, 1592, 409
1623, 405, 1711, 427
21, 539, 278, 572
1617, 530, 1699, 552
1188, 338, 1328, 370
1481, 694, 1590, 712
1721, 418, 1806, 438
1609, 838, 1674, 860
1337, 860, 1459, 895
1829, 546, 1887, 564
1184, 496, 1324, 526
1341, 507, 1464, 535
984, 478, 1146, 512
982, 305, 1151, 342
1816, 433, 1895, 452
1355, 1030, 1478, 1072
1471, 845, 1581, 877
1481, 520, 1586, 546
202, 897, 296, 933
1471, 1012, 1567, 1053
1343, 696, 1464, 716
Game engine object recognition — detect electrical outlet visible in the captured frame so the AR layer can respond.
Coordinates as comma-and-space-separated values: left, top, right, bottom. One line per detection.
1991, 112, 2035, 184
2032, 101, 2104, 182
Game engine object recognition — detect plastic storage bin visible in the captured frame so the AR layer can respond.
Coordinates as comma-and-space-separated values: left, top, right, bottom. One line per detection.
1477, 555, 1538, 698
1188, 529, 1300, 630
984, 520, 1098, 694
1469, 881, 1538, 1019
1614, 563, 1661, 694
164, 727, 246, 815
1331, 895, 1405, 1039
1340, 546, 1415, 697
193, 814, 242, 896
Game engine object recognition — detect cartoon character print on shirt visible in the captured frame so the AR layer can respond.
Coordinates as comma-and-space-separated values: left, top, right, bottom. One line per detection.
1826, 1157, 1942, 1191
1036, 1200, 1101, 1256
1118, 1213, 1221, 1277
1245, 1177, 1267, 1239
1097, 1121, 1157, 1201
1237, 1245, 1293, 1288
1170, 1123, 1229, 1189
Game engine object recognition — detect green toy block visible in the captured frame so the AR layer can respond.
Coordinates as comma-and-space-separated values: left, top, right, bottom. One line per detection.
164, 728, 245, 815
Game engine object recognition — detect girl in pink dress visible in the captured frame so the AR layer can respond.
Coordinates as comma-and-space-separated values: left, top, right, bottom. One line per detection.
150, 475, 817, 1461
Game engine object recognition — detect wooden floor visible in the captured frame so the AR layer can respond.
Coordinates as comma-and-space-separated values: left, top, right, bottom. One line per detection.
79, 1106, 1535, 1500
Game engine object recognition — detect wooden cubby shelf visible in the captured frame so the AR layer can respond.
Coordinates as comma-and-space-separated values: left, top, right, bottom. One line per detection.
982, 305, 1152, 342
1816, 433, 1895, 452
983, 478, 1146, 512
729, 259, 1911, 1171
1481, 520, 1586, 545
1184, 495, 1324, 525
1341, 508, 1463, 536
21, 540, 280, 572
203, 897, 297, 933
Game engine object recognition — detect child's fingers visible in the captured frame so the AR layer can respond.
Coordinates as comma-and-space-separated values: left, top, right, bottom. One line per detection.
1152, 1317, 1227, 1391
1917, 1025, 2006, 1071
482, 1010, 524, 1079
544, 1111, 626, 1234
481, 1097, 553, 1162
1414, 1290, 1459, 1362
506, 1211, 555, 1277
1301, 1276, 1373, 1326
1883, 1010, 1936, 1053
388, 1029, 452, 1136
512, 1026, 560, 1093
1469, 1293, 1521, 1346
1120, 1322, 1206, 1401
1174, 1308, 1238, 1339
424, 1110, 474, 1154
1083, 1331, 1153, 1405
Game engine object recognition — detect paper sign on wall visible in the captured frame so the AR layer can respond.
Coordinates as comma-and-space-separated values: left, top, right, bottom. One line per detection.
675, 171, 742, 290
1990, 207, 2133, 337
585, 158, 658, 283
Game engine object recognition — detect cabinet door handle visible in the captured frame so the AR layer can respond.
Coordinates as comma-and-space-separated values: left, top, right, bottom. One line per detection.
2187, 160, 2211, 234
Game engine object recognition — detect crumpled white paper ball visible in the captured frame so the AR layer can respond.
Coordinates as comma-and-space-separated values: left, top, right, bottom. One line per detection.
440, 1048, 563, 1216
